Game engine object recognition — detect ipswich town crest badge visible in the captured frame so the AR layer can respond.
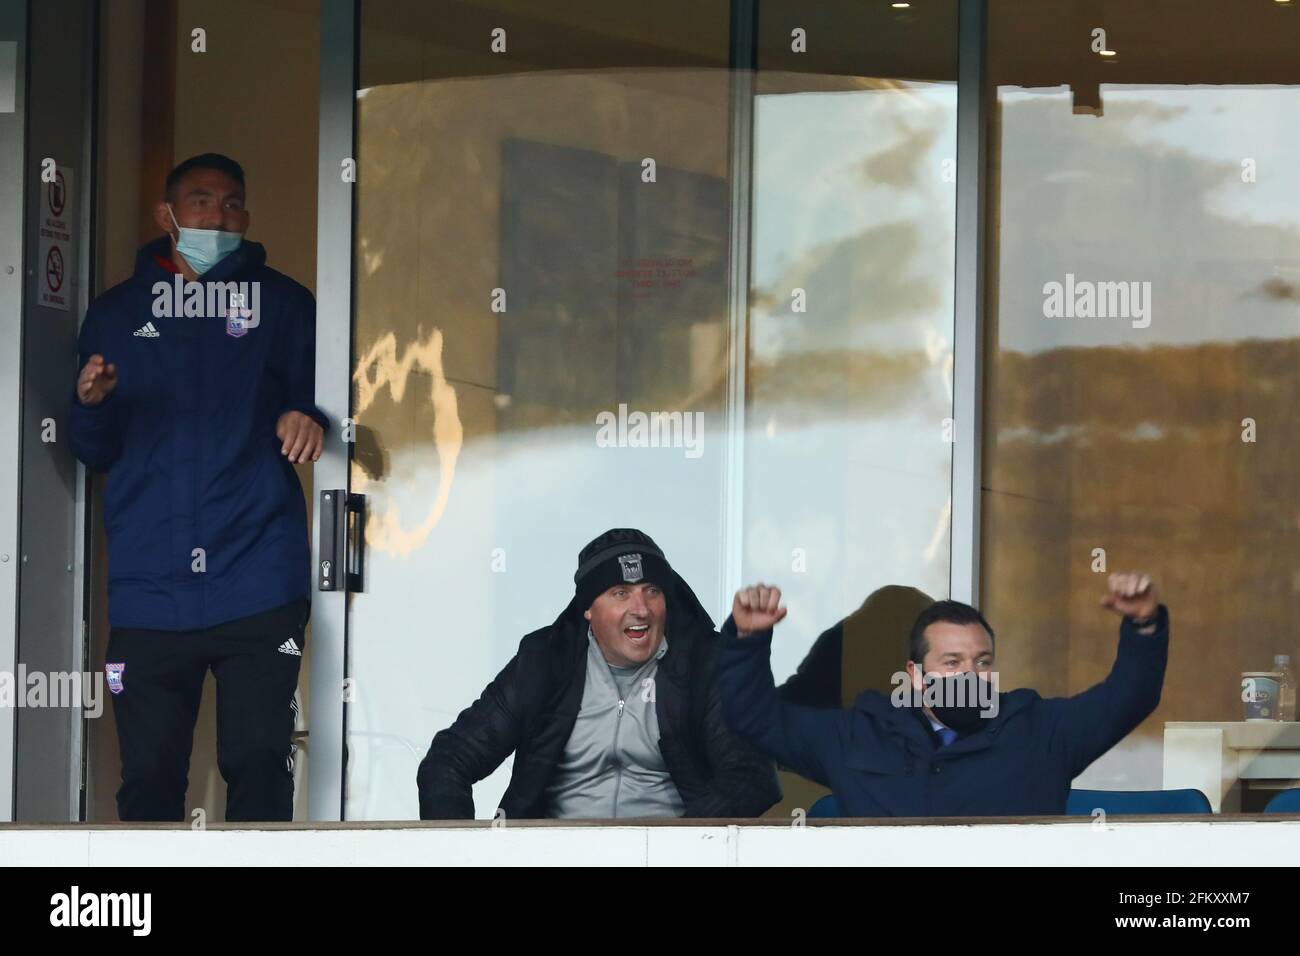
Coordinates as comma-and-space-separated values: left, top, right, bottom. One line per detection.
618, 553, 644, 583
105, 662, 125, 695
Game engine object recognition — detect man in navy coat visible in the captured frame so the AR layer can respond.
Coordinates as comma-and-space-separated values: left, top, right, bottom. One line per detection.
70, 153, 327, 822
717, 574, 1168, 816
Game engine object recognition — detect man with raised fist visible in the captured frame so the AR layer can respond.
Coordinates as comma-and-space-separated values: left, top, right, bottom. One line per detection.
717, 574, 1168, 816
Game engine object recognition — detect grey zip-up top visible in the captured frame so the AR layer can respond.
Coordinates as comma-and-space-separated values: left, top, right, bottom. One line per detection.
544, 630, 686, 818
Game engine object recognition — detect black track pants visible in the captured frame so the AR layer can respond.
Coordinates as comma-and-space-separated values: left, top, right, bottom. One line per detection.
105, 598, 309, 822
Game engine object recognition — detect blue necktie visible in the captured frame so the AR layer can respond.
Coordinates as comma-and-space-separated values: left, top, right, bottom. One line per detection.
937, 727, 958, 748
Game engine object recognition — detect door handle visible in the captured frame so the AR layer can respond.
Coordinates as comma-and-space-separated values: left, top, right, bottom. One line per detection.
345, 491, 366, 592
319, 490, 366, 592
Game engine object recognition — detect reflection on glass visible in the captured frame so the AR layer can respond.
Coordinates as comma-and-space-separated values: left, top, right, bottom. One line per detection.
984, 0, 1300, 810
747, 77, 957, 685
746, 0, 958, 815
350, 0, 732, 820
349, 0, 958, 819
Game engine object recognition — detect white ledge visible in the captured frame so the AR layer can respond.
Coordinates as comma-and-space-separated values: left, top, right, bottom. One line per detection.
3, 817, 1299, 866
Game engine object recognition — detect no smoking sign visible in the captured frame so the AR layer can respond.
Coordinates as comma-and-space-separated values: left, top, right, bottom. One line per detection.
46, 246, 64, 293
38, 165, 75, 311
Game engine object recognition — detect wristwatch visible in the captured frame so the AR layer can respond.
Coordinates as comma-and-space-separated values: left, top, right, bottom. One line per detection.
1131, 607, 1160, 629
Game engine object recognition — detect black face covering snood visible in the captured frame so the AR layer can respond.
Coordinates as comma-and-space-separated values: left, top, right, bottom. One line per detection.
925, 671, 995, 733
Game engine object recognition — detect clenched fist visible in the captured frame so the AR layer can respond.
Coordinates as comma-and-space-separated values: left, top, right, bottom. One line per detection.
1100, 572, 1159, 624
276, 410, 324, 464
732, 583, 788, 638
77, 354, 118, 406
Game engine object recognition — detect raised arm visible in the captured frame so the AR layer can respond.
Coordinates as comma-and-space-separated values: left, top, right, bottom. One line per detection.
1048, 573, 1170, 777
716, 584, 848, 787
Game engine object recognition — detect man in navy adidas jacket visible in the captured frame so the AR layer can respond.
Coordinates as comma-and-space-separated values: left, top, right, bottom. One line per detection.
70, 153, 327, 822
717, 573, 1169, 817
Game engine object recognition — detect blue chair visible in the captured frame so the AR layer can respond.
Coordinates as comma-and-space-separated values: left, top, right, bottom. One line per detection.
1066, 788, 1211, 815
1264, 789, 1300, 812
808, 794, 842, 818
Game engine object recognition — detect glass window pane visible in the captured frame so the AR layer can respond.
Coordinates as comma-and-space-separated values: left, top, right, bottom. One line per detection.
984, 0, 1300, 809
351, 0, 958, 820
353, 0, 734, 819
751, 0, 958, 690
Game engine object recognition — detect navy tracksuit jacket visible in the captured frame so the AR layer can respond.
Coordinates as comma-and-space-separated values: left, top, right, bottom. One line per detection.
717, 606, 1169, 816
69, 236, 328, 631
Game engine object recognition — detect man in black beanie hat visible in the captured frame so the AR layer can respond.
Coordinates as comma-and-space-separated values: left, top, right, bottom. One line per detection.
416, 529, 781, 820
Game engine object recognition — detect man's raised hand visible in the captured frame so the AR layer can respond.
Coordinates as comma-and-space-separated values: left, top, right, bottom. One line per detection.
732, 583, 788, 638
77, 354, 118, 407
1100, 572, 1159, 622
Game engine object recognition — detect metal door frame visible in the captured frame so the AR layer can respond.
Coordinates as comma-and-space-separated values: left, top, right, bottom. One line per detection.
308, 0, 357, 821
0, 0, 28, 825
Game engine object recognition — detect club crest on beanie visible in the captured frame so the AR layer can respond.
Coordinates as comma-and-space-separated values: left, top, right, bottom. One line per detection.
575, 528, 673, 610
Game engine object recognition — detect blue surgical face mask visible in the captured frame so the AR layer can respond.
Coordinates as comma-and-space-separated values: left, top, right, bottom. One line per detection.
167, 203, 242, 275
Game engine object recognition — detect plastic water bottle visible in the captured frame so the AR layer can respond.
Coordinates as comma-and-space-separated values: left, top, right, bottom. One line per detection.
1275, 655, 1296, 722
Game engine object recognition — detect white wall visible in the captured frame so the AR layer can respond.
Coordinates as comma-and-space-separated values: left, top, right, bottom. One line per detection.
4, 819, 1300, 866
